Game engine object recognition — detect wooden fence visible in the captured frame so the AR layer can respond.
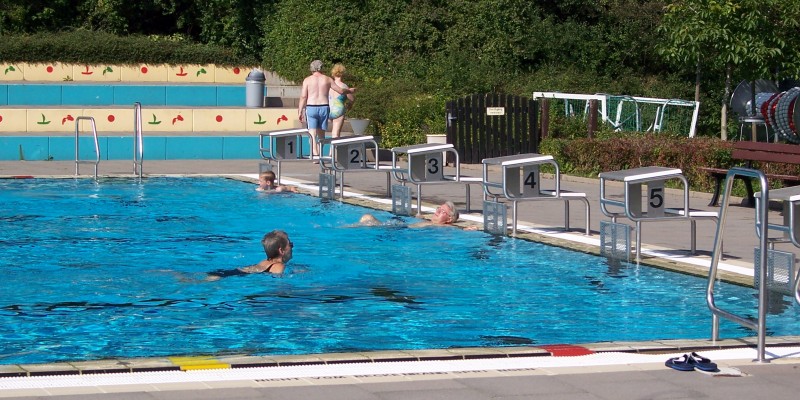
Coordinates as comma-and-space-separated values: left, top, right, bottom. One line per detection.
445, 93, 539, 163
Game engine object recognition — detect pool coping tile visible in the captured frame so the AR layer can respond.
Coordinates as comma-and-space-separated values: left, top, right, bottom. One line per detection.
0, 364, 27, 377
272, 354, 326, 367
19, 362, 81, 376
401, 349, 468, 361
499, 346, 552, 357
218, 355, 280, 368
446, 347, 514, 359
116, 357, 181, 373
355, 350, 420, 362
9, 337, 797, 378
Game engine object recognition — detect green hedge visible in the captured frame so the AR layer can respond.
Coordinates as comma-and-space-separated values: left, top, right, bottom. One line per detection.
541, 135, 800, 194
541, 135, 730, 192
0, 31, 258, 67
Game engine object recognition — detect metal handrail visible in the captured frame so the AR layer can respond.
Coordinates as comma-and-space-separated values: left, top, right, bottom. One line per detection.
706, 167, 769, 363
74, 116, 100, 180
258, 128, 314, 184
133, 102, 143, 178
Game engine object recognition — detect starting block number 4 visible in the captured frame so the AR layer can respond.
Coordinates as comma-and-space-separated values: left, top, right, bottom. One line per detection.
505, 165, 540, 197
522, 165, 541, 197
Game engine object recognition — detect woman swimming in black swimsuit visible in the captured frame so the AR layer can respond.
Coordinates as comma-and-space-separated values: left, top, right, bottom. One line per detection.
205, 230, 293, 281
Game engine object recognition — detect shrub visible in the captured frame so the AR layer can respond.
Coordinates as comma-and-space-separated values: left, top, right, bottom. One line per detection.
541, 134, 734, 192
0, 30, 258, 66
349, 77, 446, 149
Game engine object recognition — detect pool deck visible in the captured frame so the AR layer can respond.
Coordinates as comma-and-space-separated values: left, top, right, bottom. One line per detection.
1, 159, 800, 399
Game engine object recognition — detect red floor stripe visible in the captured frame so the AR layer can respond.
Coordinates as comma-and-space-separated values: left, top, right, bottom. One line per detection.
540, 344, 595, 357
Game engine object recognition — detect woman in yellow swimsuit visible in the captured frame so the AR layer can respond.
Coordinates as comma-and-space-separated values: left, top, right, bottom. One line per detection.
328, 63, 355, 138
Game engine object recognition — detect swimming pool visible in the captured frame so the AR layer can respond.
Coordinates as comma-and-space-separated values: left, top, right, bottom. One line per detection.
1, 177, 798, 365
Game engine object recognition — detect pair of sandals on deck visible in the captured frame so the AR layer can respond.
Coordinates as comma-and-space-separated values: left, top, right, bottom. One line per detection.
665, 352, 718, 372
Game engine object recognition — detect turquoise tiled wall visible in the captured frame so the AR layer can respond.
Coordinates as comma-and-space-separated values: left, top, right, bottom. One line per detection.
166, 86, 217, 106
222, 137, 258, 159
1, 137, 48, 160
62, 85, 114, 106
113, 86, 166, 105
218, 86, 247, 106
8, 85, 61, 105
49, 136, 107, 161
166, 137, 224, 159
0, 136, 259, 160
106, 137, 135, 160
143, 137, 168, 160
2, 84, 246, 106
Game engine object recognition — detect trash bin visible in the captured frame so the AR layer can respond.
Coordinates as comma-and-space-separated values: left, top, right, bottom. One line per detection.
245, 69, 266, 108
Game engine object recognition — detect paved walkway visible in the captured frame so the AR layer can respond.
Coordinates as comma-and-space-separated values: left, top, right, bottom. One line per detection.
1, 159, 799, 399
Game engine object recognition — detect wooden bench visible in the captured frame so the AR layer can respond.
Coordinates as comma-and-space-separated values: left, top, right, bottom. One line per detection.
700, 141, 800, 206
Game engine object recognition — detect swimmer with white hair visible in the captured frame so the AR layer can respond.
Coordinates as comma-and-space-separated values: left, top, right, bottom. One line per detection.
355, 201, 477, 230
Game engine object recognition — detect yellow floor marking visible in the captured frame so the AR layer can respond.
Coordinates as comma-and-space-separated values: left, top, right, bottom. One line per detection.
168, 356, 231, 370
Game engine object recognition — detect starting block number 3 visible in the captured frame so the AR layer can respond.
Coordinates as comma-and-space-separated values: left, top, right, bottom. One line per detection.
425, 153, 444, 180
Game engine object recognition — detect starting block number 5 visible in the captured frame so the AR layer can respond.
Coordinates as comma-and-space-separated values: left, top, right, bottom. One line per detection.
647, 180, 665, 217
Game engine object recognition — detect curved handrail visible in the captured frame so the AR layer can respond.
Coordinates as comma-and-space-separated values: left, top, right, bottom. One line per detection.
796, 264, 800, 306
706, 167, 769, 363
74, 116, 100, 180
133, 102, 143, 178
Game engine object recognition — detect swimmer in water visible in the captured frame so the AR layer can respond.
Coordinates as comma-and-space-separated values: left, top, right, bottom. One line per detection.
256, 171, 298, 193
206, 230, 293, 280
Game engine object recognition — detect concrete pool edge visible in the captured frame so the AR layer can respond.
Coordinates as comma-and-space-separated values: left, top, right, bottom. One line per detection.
0, 172, 786, 381
3, 337, 800, 378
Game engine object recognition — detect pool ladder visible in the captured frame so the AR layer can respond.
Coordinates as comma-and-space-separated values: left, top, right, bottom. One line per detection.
74, 116, 100, 180
706, 167, 769, 363
133, 102, 144, 178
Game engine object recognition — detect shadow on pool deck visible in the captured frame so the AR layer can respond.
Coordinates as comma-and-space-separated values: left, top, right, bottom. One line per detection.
1, 159, 799, 399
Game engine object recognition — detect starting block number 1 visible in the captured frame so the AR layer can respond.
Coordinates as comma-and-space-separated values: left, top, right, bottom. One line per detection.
276, 136, 299, 159
647, 180, 665, 217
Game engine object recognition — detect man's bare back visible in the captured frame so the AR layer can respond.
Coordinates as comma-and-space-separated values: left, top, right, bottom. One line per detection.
298, 60, 355, 158
302, 72, 334, 105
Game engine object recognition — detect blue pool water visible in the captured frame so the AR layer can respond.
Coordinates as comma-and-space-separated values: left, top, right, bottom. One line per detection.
1, 177, 798, 365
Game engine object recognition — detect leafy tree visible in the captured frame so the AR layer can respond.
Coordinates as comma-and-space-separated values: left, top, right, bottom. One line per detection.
658, 0, 800, 138
0, 0, 79, 34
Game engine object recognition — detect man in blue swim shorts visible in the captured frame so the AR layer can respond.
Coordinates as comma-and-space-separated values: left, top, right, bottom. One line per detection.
298, 60, 355, 162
